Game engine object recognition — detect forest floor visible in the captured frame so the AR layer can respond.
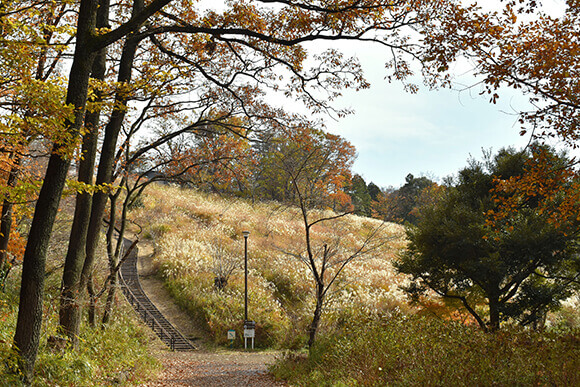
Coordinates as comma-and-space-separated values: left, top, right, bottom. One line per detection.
136, 242, 287, 386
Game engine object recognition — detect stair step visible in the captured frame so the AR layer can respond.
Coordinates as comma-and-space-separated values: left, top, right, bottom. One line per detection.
119, 239, 196, 351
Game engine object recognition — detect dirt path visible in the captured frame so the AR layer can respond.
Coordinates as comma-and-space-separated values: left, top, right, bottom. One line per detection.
144, 351, 286, 386
136, 243, 287, 386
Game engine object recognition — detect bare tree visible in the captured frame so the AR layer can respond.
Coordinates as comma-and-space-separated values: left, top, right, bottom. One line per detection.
272, 128, 390, 347
210, 244, 240, 291
290, 210, 388, 347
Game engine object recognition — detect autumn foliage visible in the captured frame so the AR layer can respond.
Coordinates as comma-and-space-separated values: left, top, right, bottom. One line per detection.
254, 124, 355, 211
3, 0, 580, 383
488, 146, 580, 234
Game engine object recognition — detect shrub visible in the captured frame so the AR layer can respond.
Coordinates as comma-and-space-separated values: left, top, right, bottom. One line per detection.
271, 314, 580, 386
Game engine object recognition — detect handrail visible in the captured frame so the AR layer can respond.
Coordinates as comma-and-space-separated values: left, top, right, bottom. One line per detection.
118, 238, 195, 351
119, 280, 176, 350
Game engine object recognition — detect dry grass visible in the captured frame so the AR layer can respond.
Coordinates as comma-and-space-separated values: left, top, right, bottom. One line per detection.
131, 184, 409, 348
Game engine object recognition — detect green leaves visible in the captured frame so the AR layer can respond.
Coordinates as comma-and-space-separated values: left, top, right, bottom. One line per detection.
397, 147, 580, 330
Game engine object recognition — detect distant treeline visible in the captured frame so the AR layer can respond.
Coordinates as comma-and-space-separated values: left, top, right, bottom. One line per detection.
146, 122, 433, 224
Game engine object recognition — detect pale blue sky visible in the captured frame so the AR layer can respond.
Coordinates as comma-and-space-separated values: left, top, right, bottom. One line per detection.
305, 40, 531, 189
326, 61, 533, 188
319, 1, 567, 189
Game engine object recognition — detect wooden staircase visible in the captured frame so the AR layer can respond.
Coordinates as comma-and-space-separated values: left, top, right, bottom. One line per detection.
119, 240, 196, 351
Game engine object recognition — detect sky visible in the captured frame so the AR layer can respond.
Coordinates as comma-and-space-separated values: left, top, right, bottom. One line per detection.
323, 49, 532, 189
306, 1, 568, 189
291, 39, 532, 189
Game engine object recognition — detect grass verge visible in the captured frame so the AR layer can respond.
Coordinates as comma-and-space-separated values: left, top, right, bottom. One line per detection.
270, 313, 580, 386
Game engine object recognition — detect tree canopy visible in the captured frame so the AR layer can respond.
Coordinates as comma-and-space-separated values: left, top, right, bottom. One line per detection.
396, 147, 580, 331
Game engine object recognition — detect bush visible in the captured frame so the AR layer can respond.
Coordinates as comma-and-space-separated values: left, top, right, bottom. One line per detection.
271, 314, 580, 386
162, 273, 291, 348
0, 279, 159, 386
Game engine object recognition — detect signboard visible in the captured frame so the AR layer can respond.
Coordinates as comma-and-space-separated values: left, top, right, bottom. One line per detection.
227, 330, 236, 340
243, 320, 256, 349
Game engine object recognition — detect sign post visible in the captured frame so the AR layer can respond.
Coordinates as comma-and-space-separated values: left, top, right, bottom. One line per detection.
227, 329, 236, 348
243, 320, 255, 349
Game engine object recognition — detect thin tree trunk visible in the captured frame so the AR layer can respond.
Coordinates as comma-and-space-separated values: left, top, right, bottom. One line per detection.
12, 0, 99, 380
87, 274, 97, 327
0, 154, 22, 289
59, 26, 108, 345
0, 200, 13, 284
308, 282, 324, 348
99, 190, 119, 326
101, 273, 117, 327
103, 183, 140, 327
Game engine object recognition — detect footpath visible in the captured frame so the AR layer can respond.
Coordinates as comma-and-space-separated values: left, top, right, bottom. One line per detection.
131, 243, 287, 386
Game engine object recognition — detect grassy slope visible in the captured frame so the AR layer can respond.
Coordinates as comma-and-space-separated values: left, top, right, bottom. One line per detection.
132, 184, 409, 348
0, 195, 159, 386
133, 184, 580, 386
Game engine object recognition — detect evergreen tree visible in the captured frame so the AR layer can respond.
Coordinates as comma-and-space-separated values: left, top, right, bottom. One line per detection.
348, 174, 372, 216
396, 147, 580, 331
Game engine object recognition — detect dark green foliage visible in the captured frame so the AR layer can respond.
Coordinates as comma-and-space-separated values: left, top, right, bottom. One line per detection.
396, 147, 580, 330
367, 182, 380, 202
397, 174, 435, 224
270, 314, 580, 386
348, 174, 372, 216
378, 174, 435, 225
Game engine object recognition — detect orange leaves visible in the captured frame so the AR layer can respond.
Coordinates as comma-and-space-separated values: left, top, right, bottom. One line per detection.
487, 146, 579, 235
423, 2, 580, 144
4, 228, 25, 263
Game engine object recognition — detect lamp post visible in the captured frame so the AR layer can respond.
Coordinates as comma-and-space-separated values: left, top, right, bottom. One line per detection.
242, 230, 250, 321
242, 230, 255, 349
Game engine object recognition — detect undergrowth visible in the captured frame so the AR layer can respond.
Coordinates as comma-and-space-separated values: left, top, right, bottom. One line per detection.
0, 270, 160, 386
270, 313, 580, 386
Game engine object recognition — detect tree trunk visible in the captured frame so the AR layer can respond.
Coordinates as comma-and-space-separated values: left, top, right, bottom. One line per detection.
101, 273, 117, 327
308, 282, 324, 348
87, 274, 97, 327
488, 297, 501, 332
59, 30, 108, 346
13, 156, 70, 382
80, 1, 141, 296
0, 199, 14, 287
100, 191, 120, 326
12, 0, 99, 381
0, 154, 22, 289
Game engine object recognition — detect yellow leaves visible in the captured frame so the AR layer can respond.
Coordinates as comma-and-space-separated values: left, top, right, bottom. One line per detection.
65, 180, 118, 195
94, 27, 112, 36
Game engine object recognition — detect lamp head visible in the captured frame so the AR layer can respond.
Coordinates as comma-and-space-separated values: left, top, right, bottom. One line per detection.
242, 230, 250, 238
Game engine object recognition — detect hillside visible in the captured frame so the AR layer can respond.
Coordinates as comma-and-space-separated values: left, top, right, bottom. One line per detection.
131, 183, 408, 348
130, 184, 580, 386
